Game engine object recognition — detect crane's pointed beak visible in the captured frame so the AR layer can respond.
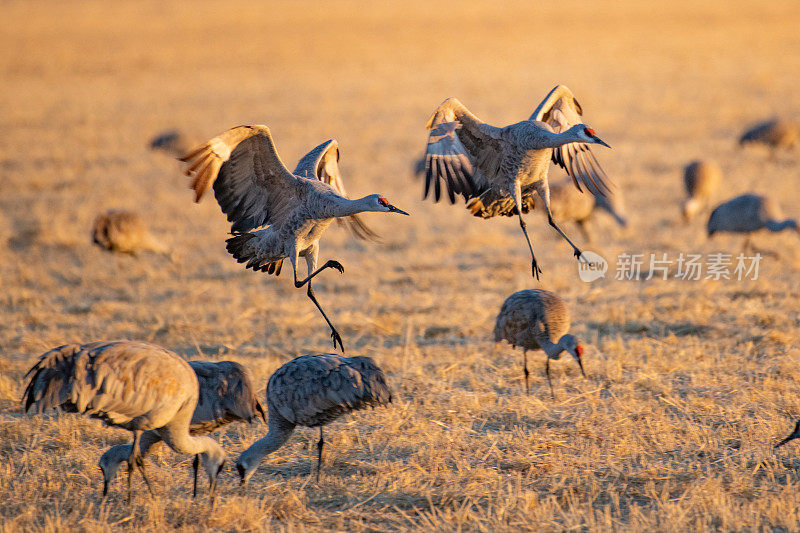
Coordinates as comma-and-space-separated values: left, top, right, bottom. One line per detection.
592, 136, 611, 149
388, 204, 410, 216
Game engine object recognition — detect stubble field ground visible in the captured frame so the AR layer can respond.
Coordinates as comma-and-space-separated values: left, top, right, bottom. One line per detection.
1, 1, 800, 530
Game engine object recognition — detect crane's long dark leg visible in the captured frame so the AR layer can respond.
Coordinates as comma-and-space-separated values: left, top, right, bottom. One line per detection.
192, 454, 199, 498
523, 350, 530, 395
127, 430, 142, 503
294, 252, 345, 352
518, 215, 542, 279
536, 181, 586, 263
316, 427, 324, 482
545, 358, 555, 400
136, 457, 155, 499
548, 214, 585, 262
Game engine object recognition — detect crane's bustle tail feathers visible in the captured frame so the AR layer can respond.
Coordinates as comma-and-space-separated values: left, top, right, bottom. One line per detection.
225, 233, 284, 276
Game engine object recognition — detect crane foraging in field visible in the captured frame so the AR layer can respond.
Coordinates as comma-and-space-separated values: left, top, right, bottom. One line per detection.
98, 360, 266, 499
22, 341, 227, 503
92, 210, 169, 255
775, 420, 800, 448
422, 85, 613, 278
682, 160, 722, 221
494, 289, 586, 398
236, 353, 392, 485
707, 194, 799, 254
180, 126, 408, 353
739, 119, 799, 154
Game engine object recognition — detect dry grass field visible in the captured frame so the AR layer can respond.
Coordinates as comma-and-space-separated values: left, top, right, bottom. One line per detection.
2, 1, 800, 530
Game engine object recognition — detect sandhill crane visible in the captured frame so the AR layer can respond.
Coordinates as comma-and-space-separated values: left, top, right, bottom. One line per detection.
236, 353, 392, 484
149, 129, 200, 158
91, 210, 169, 255
739, 119, 799, 153
494, 289, 586, 397
682, 160, 722, 221
180, 126, 408, 352
422, 85, 612, 278
98, 360, 266, 498
775, 420, 800, 448
707, 194, 799, 254
22, 341, 227, 502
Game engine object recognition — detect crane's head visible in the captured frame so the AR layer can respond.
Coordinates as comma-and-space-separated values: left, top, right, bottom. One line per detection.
776, 420, 800, 448
569, 124, 611, 149
196, 439, 226, 501
366, 194, 410, 215
559, 334, 587, 378
98, 444, 131, 498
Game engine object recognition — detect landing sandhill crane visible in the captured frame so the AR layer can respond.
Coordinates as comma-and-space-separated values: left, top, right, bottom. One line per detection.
149, 129, 200, 158
707, 194, 799, 254
682, 160, 722, 221
422, 85, 612, 278
180, 126, 409, 352
739, 119, 799, 153
494, 289, 586, 397
98, 360, 266, 498
22, 341, 227, 503
92, 210, 169, 255
775, 420, 800, 448
236, 353, 392, 484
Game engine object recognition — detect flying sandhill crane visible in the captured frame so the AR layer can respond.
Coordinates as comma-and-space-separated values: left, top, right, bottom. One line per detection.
98, 360, 266, 498
739, 119, 799, 154
180, 126, 409, 353
494, 289, 586, 397
149, 129, 200, 158
236, 353, 392, 484
422, 85, 612, 278
22, 341, 227, 503
682, 160, 722, 221
775, 420, 800, 448
92, 210, 169, 255
707, 194, 799, 254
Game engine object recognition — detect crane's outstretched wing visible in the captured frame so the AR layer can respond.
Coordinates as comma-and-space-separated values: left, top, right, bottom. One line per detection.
180, 125, 305, 233
530, 85, 611, 196
424, 98, 505, 203
293, 140, 379, 241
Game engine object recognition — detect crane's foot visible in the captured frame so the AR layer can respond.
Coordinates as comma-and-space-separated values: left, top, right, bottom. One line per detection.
330, 328, 345, 353
531, 259, 542, 280
573, 248, 587, 264
325, 259, 344, 274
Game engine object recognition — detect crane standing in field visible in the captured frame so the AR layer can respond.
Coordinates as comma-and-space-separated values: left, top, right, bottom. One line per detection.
494, 289, 586, 398
180, 126, 409, 353
707, 194, 799, 254
236, 353, 392, 485
422, 85, 613, 278
92, 210, 169, 256
739, 119, 799, 154
682, 160, 722, 221
21, 341, 227, 503
98, 360, 266, 498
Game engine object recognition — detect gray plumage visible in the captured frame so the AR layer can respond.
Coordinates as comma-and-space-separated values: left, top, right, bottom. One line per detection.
422, 85, 613, 278
707, 194, 799, 253
91, 210, 169, 255
236, 353, 392, 485
180, 125, 409, 352
98, 360, 266, 498
739, 119, 799, 152
682, 160, 722, 221
494, 289, 586, 397
21, 341, 227, 503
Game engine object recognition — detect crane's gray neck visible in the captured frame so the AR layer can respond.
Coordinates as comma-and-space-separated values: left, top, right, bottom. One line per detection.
540, 337, 566, 359
538, 127, 583, 149
237, 413, 295, 480
766, 219, 798, 232
159, 427, 219, 456
329, 195, 375, 217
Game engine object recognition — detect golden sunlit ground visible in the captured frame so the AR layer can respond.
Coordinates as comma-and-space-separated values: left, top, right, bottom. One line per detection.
2, 1, 800, 530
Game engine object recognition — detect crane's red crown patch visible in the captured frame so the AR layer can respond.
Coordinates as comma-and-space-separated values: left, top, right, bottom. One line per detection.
575, 346, 584, 356
584, 127, 595, 137
378, 197, 389, 206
